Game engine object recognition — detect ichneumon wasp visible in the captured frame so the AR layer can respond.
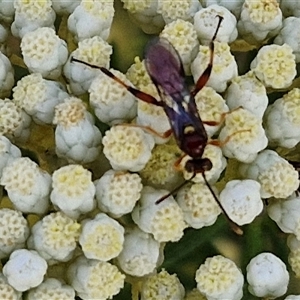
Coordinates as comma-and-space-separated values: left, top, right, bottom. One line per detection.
72, 15, 243, 234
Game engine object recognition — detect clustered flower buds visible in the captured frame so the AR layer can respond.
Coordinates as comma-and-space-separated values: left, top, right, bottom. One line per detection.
0, 1, 300, 299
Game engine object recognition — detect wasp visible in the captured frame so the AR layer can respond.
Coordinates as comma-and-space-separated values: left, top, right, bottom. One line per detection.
72, 15, 242, 234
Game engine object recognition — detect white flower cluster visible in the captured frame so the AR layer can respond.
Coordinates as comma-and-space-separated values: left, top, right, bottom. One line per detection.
0, 1, 300, 299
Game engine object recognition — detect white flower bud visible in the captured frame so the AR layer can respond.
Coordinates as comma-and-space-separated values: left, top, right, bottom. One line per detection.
225, 71, 268, 119
246, 252, 289, 298
194, 4, 238, 44
160, 19, 199, 75
140, 269, 185, 300
21, 27, 68, 79
176, 182, 221, 229
68, 0, 114, 41
196, 255, 244, 300
267, 194, 300, 239
0, 273, 22, 300
53, 97, 102, 164
239, 150, 299, 199
79, 213, 124, 261
264, 88, 300, 148
238, 0, 282, 43
0, 51, 14, 98
50, 164, 96, 219
26, 278, 75, 300
95, 170, 142, 217
11, 0, 55, 38
191, 42, 238, 93
132, 186, 187, 242
67, 256, 125, 299
65, 36, 112, 95
89, 70, 137, 125
250, 44, 296, 89
103, 125, 155, 172
0, 208, 29, 259
157, 0, 201, 24
220, 179, 263, 226
27, 212, 80, 264
0, 135, 21, 177
3, 249, 47, 292
219, 108, 268, 163
0, 157, 51, 214
117, 227, 162, 277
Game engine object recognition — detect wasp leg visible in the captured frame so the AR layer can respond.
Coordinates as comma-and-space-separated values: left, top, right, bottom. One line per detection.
116, 123, 173, 139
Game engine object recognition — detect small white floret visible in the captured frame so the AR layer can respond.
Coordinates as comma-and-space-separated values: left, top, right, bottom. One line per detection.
264, 88, 300, 148
205, 0, 244, 18
0, 51, 14, 98
67, 255, 125, 299
13, 73, 69, 124
52, 0, 80, 15
140, 269, 185, 300
274, 17, 300, 63
0, 208, 29, 259
79, 213, 124, 261
140, 141, 182, 189
0, 135, 21, 177
267, 194, 300, 240
53, 97, 102, 163
194, 4, 238, 44
246, 252, 289, 298
117, 227, 162, 277
132, 186, 187, 242
0, 157, 51, 214
0, 98, 31, 142
103, 125, 155, 172
68, 0, 114, 41
21, 27, 68, 79
3, 249, 47, 292
220, 179, 263, 226
285, 296, 300, 300
287, 235, 300, 278
250, 44, 296, 89
159, 19, 199, 75
237, 0, 282, 43
176, 182, 221, 229
26, 278, 75, 300
191, 42, 238, 93
50, 164, 96, 219
239, 149, 299, 199
0, 273, 22, 300
11, 0, 55, 38
196, 255, 244, 300
225, 71, 268, 119
195, 86, 229, 137
121, 0, 164, 34
95, 169, 142, 217
89, 70, 137, 125
27, 212, 80, 264
64, 36, 112, 95
157, 0, 201, 24
219, 108, 268, 163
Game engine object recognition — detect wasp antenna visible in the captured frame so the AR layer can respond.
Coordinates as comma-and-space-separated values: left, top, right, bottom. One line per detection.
202, 173, 243, 235
155, 174, 196, 205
